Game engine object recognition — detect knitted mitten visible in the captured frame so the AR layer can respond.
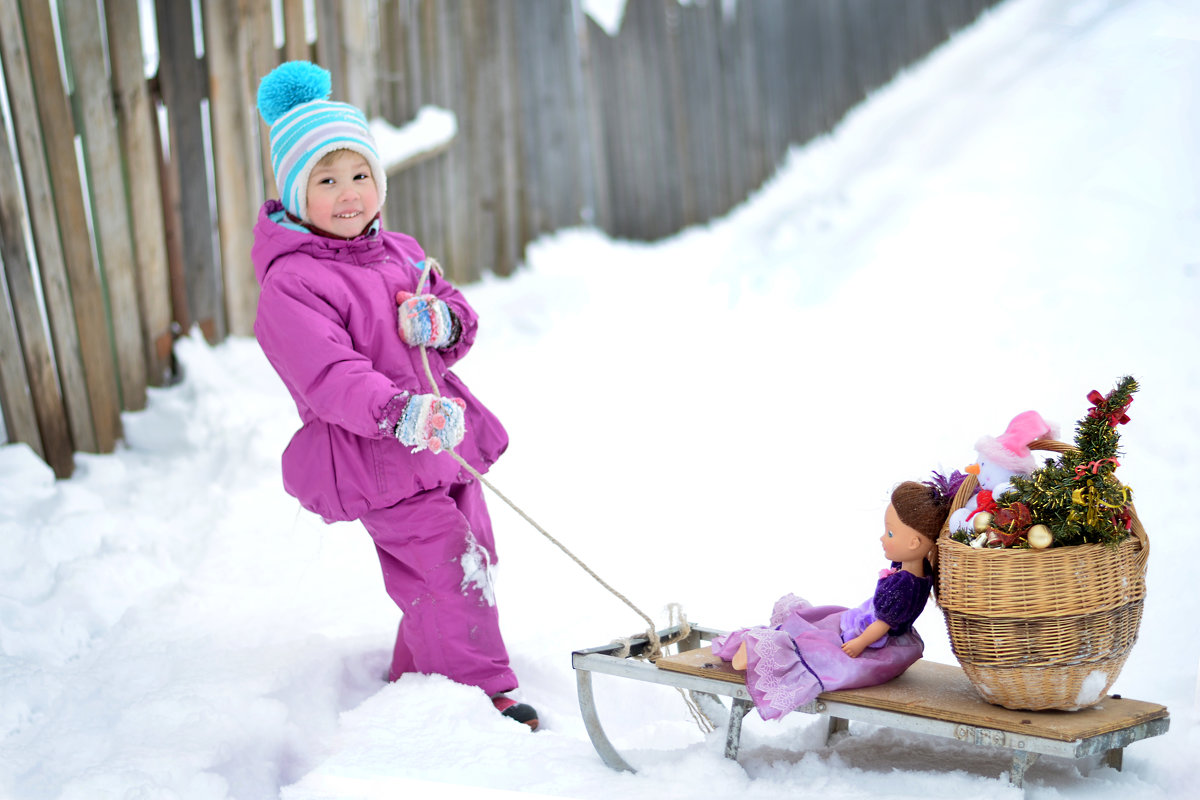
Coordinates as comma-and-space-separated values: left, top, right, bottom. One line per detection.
396, 291, 457, 348
394, 393, 466, 454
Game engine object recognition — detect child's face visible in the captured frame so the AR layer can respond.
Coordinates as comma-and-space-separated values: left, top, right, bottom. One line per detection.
305, 150, 381, 238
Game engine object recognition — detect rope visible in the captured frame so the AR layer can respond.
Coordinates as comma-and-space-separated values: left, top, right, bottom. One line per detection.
411, 259, 686, 661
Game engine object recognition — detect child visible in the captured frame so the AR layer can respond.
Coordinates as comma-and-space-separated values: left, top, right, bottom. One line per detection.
712, 481, 950, 720
252, 61, 536, 729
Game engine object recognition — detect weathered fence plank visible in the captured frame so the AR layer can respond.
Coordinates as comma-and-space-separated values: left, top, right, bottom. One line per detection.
641, 0, 685, 237
105, 0, 175, 388
282, 0, 309, 62
573, 0, 609, 235
0, 269, 39, 461
157, 0, 222, 341
580, 15, 624, 235
376, 0, 409, 124
204, 0, 261, 336
150, 94, 192, 339
674, 0, 728, 223
242, 0, 278, 202
341, 0, 374, 116
464, 1, 495, 281
17, 0, 121, 452
512, 7, 546, 240
0, 0, 96, 453
409, 1, 449, 266
752, 0, 790, 178
0, 119, 73, 476
379, 2, 421, 251
432, 0, 468, 280
62, 0, 149, 412
314, 0, 345, 102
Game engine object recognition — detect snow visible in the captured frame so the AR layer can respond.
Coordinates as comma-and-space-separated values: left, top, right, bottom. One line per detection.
369, 106, 458, 173
582, 0, 737, 36
1075, 671, 1111, 709
3, 0, 1199, 797
580, 0, 627, 36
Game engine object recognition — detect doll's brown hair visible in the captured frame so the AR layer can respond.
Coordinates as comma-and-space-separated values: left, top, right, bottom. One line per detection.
891, 480, 953, 542
892, 480, 950, 592
892, 479, 945, 592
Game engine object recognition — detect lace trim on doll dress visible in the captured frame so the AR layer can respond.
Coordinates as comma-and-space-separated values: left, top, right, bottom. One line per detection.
745, 627, 822, 718
770, 593, 812, 626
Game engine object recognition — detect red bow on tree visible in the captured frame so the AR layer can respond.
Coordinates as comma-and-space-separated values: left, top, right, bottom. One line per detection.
1087, 389, 1132, 427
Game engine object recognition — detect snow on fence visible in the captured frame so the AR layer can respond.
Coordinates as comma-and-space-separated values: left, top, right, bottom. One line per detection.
0, 0, 999, 478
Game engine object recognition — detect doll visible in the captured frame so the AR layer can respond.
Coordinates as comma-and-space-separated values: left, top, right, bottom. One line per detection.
712, 481, 951, 721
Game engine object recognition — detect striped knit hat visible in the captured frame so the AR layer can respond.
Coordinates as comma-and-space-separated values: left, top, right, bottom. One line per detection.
256, 61, 387, 222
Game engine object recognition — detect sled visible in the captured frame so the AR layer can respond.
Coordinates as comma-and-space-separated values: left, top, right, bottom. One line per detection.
572, 624, 1170, 790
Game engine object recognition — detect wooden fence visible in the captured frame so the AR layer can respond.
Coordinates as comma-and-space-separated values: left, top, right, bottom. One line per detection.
0, 0, 1000, 478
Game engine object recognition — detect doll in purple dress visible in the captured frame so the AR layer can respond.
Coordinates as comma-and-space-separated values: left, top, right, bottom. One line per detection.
712, 481, 952, 720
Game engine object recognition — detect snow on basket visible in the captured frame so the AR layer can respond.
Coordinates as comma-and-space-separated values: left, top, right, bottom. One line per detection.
935, 379, 1149, 711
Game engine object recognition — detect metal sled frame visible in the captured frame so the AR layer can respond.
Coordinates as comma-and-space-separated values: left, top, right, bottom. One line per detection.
572, 624, 1170, 790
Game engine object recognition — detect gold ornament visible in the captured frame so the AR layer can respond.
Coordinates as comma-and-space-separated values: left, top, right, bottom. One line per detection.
1027, 524, 1053, 549
972, 512, 994, 534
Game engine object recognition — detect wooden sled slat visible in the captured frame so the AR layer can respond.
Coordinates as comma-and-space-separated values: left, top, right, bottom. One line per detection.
655, 648, 1168, 743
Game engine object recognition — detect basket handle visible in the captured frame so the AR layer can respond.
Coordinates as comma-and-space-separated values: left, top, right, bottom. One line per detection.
939, 438, 1149, 568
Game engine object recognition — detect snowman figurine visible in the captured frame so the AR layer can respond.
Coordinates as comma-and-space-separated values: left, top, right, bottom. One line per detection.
948, 410, 1058, 544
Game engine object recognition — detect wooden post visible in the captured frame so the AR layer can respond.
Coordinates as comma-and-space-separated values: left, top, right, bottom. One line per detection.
156, 0, 223, 342
410, 1, 448, 263
340, 0, 374, 115
435, 1, 471, 282
151, 92, 192, 339
493, 0, 523, 276
376, 0, 407, 124
673, 0, 729, 223
0, 265, 39, 457
314, 0, 344, 98
61, 0, 149, 411
105, 0, 175, 387
462, 0, 505, 279
16, 0, 121, 451
245, 0, 278, 203
572, 0, 609, 236
378, 0, 419, 247
0, 120, 75, 476
203, 0, 260, 336
0, 0, 96, 453
282, 0, 310, 62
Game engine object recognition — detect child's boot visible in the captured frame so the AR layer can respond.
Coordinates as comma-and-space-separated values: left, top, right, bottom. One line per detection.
492, 694, 539, 730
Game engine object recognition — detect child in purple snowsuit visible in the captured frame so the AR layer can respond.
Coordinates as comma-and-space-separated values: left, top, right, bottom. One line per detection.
251, 61, 535, 728
712, 481, 950, 721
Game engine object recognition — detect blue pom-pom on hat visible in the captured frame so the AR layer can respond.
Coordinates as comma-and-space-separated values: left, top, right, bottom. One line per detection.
256, 61, 332, 125
256, 60, 386, 222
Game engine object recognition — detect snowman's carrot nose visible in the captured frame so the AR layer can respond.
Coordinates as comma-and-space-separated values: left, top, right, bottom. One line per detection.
965, 464, 980, 476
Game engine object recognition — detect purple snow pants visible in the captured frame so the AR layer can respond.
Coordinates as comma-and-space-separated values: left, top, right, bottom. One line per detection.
359, 478, 518, 697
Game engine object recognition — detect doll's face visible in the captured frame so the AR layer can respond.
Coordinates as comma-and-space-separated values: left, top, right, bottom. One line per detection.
881, 503, 932, 563
305, 149, 381, 238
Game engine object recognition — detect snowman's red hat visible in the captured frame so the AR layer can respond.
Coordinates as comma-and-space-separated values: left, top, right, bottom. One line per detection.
974, 410, 1059, 474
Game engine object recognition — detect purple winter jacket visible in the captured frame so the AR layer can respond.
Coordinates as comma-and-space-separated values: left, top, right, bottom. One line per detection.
252, 199, 508, 522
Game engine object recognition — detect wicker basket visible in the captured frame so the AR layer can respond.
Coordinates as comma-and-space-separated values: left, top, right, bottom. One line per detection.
936, 439, 1149, 711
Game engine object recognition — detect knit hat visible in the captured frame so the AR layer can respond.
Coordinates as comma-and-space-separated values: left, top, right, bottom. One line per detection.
256, 61, 387, 222
974, 410, 1059, 474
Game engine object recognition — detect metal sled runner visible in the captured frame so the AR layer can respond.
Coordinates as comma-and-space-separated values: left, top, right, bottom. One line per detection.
572, 624, 1170, 789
